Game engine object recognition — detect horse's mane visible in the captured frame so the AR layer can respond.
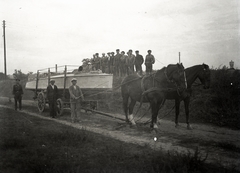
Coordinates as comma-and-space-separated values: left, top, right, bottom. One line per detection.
185, 64, 209, 71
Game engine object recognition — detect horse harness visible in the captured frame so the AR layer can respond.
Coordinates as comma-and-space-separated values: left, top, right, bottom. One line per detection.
141, 67, 186, 97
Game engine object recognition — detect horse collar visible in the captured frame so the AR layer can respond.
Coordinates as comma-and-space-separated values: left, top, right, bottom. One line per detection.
164, 68, 173, 83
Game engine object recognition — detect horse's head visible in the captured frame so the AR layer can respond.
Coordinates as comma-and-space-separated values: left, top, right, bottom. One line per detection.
165, 63, 187, 90
198, 64, 210, 89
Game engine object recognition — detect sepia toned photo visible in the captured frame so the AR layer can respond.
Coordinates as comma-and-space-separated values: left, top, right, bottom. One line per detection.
0, 0, 239, 172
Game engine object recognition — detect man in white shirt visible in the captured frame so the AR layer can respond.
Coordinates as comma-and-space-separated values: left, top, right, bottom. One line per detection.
69, 78, 85, 123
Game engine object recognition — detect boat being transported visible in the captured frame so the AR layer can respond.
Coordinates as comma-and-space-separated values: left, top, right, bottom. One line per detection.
25, 65, 113, 115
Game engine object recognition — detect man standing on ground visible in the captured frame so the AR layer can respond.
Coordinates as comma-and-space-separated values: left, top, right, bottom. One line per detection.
69, 78, 84, 123
145, 50, 155, 75
12, 78, 23, 111
135, 50, 144, 76
46, 79, 59, 118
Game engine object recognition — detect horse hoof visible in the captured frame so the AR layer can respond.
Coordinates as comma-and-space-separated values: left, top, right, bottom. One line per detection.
151, 123, 158, 129
131, 122, 136, 126
175, 124, 179, 128
187, 125, 193, 130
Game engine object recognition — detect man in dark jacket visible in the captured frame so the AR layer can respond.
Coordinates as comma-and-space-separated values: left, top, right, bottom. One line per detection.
46, 79, 59, 118
12, 78, 23, 110
135, 50, 144, 75
113, 49, 121, 76
145, 50, 155, 75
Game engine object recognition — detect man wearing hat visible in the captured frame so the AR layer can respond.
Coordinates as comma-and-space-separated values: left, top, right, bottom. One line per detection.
135, 50, 144, 75
95, 53, 101, 70
126, 49, 135, 75
12, 78, 24, 110
120, 51, 127, 76
46, 79, 59, 118
101, 53, 108, 73
145, 50, 155, 75
109, 52, 115, 74
113, 49, 121, 76
69, 78, 84, 123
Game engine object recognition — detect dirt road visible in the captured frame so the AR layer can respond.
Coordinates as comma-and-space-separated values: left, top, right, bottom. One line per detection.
1, 97, 239, 170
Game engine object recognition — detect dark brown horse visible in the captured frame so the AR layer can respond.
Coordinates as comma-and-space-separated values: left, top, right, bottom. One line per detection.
121, 63, 187, 128
167, 64, 210, 129
142, 64, 210, 129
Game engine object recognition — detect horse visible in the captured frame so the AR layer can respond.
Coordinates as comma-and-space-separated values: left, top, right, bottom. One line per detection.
121, 63, 188, 128
167, 63, 210, 129
141, 64, 210, 129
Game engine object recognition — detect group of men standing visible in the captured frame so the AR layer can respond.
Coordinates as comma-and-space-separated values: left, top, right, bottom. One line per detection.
46, 78, 84, 123
13, 77, 84, 123
90, 49, 155, 76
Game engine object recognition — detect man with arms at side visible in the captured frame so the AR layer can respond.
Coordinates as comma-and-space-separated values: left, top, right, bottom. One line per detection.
46, 79, 59, 118
12, 78, 24, 111
145, 50, 155, 75
135, 50, 144, 76
69, 78, 85, 123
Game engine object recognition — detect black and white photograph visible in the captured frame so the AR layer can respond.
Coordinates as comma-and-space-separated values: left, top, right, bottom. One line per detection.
0, 0, 239, 172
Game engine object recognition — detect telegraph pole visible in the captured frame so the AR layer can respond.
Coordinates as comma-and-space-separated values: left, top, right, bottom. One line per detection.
179, 52, 181, 63
3, 20, 7, 79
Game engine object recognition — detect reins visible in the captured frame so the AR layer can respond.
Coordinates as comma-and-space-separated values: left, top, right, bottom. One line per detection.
135, 66, 185, 120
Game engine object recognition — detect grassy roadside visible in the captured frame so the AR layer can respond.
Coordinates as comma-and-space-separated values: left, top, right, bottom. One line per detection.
0, 107, 238, 173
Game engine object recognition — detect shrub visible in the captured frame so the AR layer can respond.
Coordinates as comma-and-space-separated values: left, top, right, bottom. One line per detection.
205, 68, 240, 128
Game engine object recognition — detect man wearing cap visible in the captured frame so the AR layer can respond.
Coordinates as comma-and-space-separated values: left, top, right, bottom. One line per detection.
109, 52, 115, 74
91, 54, 96, 71
145, 50, 155, 75
69, 78, 84, 123
12, 78, 24, 111
113, 49, 121, 76
135, 50, 144, 75
126, 49, 135, 75
101, 53, 108, 73
107, 52, 111, 73
120, 51, 127, 76
46, 79, 59, 118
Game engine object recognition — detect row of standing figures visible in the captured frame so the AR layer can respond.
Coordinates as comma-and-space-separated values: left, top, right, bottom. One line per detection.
82, 49, 155, 76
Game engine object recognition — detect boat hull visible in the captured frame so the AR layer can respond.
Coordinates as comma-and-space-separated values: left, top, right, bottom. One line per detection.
25, 73, 113, 92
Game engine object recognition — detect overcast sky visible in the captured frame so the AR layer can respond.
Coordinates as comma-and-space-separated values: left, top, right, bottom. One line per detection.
0, 0, 239, 74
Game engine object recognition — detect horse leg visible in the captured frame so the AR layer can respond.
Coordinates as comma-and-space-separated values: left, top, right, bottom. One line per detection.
128, 99, 136, 125
184, 97, 192, 130
150, 100, 162, 129
122, 93, 129, 123
157, 99, 165, 125
175, 99, 180, 128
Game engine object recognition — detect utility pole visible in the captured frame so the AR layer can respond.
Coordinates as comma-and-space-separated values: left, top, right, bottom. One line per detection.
179, 52, 181, 63
3, 20, 7, 79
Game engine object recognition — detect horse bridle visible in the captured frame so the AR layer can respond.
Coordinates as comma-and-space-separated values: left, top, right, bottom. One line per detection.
153, 67, 187, 96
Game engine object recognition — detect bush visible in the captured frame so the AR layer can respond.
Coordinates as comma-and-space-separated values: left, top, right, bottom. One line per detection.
205, 68, 240, 128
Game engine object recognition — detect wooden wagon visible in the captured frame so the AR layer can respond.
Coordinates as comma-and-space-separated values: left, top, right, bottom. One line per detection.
25, 65, 113, 115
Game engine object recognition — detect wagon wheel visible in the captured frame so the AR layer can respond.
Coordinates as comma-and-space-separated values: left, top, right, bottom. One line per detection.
56, 98, 64, 116
37, 92, 46, 113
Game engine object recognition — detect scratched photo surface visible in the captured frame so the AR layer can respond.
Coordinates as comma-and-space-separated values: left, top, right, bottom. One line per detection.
0, 0, 239, 172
